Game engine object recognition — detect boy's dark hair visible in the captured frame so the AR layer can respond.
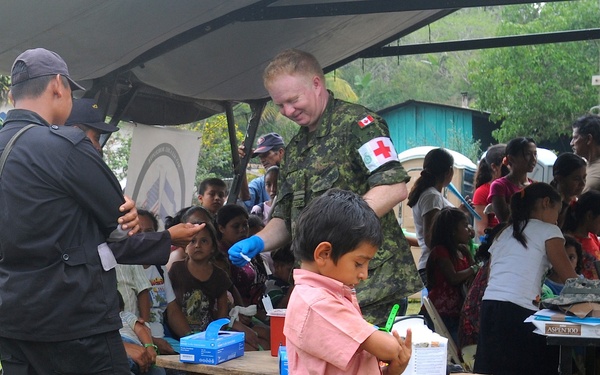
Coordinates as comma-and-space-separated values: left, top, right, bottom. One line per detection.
272, 245, 295, 265
510, 182, 561, 247
292, 188, 382, 264
138, 209, 158, 232
572, 114, 600, 146
563, 190, 600, 232
198, 177, 227, 195
563, 234, 583, 274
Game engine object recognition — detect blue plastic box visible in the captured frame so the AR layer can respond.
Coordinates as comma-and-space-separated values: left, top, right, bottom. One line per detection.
279, 346, 288, 375
179, 318, 245, 365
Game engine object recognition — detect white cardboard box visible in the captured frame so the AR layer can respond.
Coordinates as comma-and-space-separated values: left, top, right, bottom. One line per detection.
527, 309, 600, 338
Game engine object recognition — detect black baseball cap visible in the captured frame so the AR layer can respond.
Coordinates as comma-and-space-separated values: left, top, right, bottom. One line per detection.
11, 48, 84, 91
252, 133, 285, 157
65, 98, 118, 134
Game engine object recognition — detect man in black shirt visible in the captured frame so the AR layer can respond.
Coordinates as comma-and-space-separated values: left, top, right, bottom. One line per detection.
0, 48, 200, 374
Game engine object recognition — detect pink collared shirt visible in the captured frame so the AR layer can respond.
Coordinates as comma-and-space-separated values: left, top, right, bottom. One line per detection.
284, 269, 381, 375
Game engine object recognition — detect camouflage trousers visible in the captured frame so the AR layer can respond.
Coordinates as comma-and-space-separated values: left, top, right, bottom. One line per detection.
356, 250, 423, 326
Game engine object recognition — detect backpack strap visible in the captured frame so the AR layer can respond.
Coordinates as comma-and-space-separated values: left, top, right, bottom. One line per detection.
0, 124, 37, 177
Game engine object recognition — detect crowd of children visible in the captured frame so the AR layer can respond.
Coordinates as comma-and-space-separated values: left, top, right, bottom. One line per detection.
402, 134, 600, 375
121, 126, 600, 375
121, 172, 415, 374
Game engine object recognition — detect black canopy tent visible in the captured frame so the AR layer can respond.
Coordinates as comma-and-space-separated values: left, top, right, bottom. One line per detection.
0, 0, 591, 201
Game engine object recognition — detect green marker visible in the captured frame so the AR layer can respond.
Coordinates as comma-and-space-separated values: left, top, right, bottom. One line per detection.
379, 303, 400, 333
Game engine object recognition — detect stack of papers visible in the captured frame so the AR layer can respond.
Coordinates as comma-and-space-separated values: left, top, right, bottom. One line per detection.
526, 309, 600, 338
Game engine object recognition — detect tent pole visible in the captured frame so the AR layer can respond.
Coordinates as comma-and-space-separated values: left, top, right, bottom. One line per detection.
227, 100, 267, 205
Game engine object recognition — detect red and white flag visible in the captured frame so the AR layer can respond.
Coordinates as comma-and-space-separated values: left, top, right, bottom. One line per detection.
358, 115, 374, 128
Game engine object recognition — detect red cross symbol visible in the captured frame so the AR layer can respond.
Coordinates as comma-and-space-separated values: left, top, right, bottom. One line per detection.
373, 140, 391, 158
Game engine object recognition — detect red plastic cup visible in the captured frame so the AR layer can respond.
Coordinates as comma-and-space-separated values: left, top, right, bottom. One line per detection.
268, 309, 287, 356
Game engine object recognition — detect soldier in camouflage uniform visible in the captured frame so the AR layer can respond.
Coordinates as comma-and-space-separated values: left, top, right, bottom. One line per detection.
229, 49, 422, 325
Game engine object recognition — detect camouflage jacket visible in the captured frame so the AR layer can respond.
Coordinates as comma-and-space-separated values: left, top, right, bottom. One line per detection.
272, 92, 422, 318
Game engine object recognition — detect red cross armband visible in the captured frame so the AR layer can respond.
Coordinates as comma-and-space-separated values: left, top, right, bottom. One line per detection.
358, 137, 398, 172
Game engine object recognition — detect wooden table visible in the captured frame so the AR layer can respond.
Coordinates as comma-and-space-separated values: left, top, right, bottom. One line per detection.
156, 352, 279, 375
156, 352, 479, 375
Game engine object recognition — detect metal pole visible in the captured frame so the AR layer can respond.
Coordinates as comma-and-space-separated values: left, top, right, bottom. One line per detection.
227, 100, 267, 205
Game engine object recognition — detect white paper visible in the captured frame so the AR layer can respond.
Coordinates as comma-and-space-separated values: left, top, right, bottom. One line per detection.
401, 326, 447, 375
97, 242, 117, 271
262, 295, 274, 313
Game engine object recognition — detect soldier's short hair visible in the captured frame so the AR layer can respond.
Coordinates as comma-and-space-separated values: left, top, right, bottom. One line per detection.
263, 49, 325, 87
292, 188, 382, 264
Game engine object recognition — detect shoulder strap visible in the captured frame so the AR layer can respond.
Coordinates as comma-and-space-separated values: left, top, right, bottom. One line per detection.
155, 264, 165, 279
0, 124, 37, 177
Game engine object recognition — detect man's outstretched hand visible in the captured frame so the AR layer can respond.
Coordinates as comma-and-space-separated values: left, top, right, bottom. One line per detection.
228, 235, 265, 266
168, 223, 205, 248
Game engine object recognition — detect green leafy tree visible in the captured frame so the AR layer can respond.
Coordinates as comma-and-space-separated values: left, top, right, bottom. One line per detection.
469, 1, 600, 142
104, 126, 132, 183
0, 76, 9, 103
0, 75, 11, 127
338, 7, 501, 111
190, 113, 244, 183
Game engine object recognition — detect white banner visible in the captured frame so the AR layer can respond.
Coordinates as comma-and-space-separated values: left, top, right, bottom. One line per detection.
125, 125, 201, 229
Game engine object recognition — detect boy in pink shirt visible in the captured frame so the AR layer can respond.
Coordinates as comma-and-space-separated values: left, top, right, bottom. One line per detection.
284, 189, 412, 375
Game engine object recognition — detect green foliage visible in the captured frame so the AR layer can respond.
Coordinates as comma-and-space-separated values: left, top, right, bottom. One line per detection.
469, 1, 600, 143
236, 101, 300, 145
0, 75, 9, 103
447, 130, 482, 162
338, 7, 500, 112
187, 113, 244, 183
353, 72, 372, 96
404, 127, 481, 162
104, 127, 131, 183
325, 73, 358, 102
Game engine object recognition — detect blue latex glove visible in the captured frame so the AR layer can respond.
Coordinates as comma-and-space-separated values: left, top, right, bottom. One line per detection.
228, 235, 265, 267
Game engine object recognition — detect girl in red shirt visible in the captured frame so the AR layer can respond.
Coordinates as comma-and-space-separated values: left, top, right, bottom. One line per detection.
424, 207, 477, 344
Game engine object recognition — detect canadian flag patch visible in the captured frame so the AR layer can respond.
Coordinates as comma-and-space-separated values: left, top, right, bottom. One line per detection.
358, 137, 398, 172
358, 115, 374, 128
